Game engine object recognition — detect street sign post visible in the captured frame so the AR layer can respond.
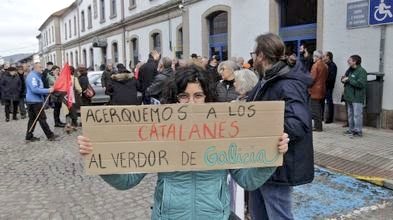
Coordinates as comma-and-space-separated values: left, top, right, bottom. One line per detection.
369, 0, 393, 25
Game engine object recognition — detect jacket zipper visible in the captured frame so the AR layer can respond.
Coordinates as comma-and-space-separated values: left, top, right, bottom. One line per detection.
192, 172, 196, 220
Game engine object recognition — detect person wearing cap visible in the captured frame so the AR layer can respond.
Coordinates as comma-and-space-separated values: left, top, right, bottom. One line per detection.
0, 67, 22, 122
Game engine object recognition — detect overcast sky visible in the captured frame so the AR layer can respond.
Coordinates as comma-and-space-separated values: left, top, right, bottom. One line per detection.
0, 0, 74, 57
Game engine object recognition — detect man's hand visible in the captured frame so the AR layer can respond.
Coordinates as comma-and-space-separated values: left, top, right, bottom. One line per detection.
48, 87, 54, 93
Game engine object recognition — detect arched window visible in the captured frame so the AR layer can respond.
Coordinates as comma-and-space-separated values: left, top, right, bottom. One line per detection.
64, 23, 67, 40
75, 50, 79, 66
81, 11, 86, 32
52, 27, 54, 43
130, 37, 139, 68
110, 0, 117, 18
88, 5, 93, 29
66, 53, 69, 63
69, 19, 72, 38
150, 32, 161, 53
83, 49, 87, 67
207, 11, 228, 61
112, 42, 119, 63
89, 48, 94, 68
70, 52, 74, 66
74, 16, 77, 36
176, 26, 183, 59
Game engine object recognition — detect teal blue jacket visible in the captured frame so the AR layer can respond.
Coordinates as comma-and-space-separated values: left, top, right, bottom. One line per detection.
101, 167, 276, 220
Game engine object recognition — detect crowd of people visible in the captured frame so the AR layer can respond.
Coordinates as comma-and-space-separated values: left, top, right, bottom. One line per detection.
0, 31, 368, 219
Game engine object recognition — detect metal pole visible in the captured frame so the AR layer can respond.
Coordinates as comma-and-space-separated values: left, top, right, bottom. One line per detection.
377, 25, 386, 129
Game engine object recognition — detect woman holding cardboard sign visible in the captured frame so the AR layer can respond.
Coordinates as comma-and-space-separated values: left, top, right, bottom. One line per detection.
78, 65, 289, 220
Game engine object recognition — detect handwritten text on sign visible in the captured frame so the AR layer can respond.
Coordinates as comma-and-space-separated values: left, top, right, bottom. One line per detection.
81, 101, 284, 175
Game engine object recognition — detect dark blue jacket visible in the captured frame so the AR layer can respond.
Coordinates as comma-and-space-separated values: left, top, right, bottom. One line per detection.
1, 72, 21, 101
248, 61, 314, 186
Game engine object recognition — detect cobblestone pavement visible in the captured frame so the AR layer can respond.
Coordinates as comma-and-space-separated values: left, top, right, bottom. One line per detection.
0, 110, 155, 219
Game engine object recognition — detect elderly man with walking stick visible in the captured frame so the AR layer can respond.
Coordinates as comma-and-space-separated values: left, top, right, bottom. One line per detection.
25, 62, 59, 142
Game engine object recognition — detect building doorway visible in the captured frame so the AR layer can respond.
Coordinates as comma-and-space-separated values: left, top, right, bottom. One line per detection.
207, 11, 228, 61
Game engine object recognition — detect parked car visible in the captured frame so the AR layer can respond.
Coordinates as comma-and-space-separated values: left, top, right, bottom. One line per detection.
87, 71, 110, 104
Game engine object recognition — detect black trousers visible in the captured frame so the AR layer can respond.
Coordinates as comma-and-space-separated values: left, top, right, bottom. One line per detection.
311, 98, 323, 131
53, 101, 63, 124
26, 103, 53, 139
4, 100, 19, 119
66, 105, 78, 126
19, 98, 27, 117
322, 88, 334, 122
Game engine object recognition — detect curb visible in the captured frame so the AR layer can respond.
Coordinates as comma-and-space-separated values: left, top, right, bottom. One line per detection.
316, 164, 393, 190
384, 179, 393, 190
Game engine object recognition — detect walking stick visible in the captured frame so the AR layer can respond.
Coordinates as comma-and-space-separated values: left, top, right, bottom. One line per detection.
27, 95, 51, 133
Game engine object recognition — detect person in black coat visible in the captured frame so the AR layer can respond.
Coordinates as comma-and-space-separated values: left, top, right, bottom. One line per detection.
145, 57, 174, 102
17, 65, 27, 119
323, 51, 338, 123
138, 50, 160, 104
106, 67, 140, 105
205, 55, 221, 83
248, 33, 314, 220
78, 67, 91, 106
299, 43, 314, 72
0, 67, 22, 121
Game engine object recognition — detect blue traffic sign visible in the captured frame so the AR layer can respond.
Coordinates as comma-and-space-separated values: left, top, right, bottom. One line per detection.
369, 0, 393, 25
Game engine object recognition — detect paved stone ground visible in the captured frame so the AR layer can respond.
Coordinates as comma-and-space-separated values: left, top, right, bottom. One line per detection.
0, 110, 155, 219
313, 123, 393, 180
1, 108, 393, 220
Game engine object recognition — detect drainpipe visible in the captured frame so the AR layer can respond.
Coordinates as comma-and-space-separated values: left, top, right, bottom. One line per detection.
121, 0, 127, 66
77, 1, 81, 67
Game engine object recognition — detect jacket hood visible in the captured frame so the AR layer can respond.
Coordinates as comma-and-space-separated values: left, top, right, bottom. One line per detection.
111, 72, 134, 81
268, 61, 313, 88
161, 68, 173, 77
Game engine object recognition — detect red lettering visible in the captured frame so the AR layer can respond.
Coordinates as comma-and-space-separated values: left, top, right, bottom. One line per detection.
229, 121, 240, 138
218, 121, 226, 138
203, 123, 217, 139
166, 124, 176, 140
179, 124, 186, 142
149, 124, 159, 140
159, 125, 167, 139
138, 126, 148, 141
188, 124, 202, 140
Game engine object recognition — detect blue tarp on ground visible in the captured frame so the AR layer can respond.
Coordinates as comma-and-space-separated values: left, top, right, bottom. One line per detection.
293, 167, 393, 219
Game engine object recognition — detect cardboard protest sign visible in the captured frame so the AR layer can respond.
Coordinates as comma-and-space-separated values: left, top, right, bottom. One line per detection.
81, 101, 284, 175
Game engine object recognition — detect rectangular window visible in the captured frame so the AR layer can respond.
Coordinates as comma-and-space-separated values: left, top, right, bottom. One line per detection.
280, 0, 317, 27
81, 11, 86, 32
69, 20, 72, 38
52, 26, 54, 43
100, 0, 105, 22
88, 6, 93, 29
129, 0, 136, 10
110, 0, 117, 19
64, 23, 67, 40
93, 0, 98, 19
48, 29, 51, 44
74, 16, 77, 36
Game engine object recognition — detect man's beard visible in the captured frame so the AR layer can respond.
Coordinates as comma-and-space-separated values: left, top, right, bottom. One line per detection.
254, 62, 265, 77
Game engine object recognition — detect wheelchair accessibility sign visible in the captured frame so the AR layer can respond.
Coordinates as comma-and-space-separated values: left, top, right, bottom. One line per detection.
369, 0, 393, 25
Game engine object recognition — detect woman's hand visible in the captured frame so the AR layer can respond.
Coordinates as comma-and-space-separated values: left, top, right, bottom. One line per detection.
278, 133, 289, 154
78, 135, 93, 156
